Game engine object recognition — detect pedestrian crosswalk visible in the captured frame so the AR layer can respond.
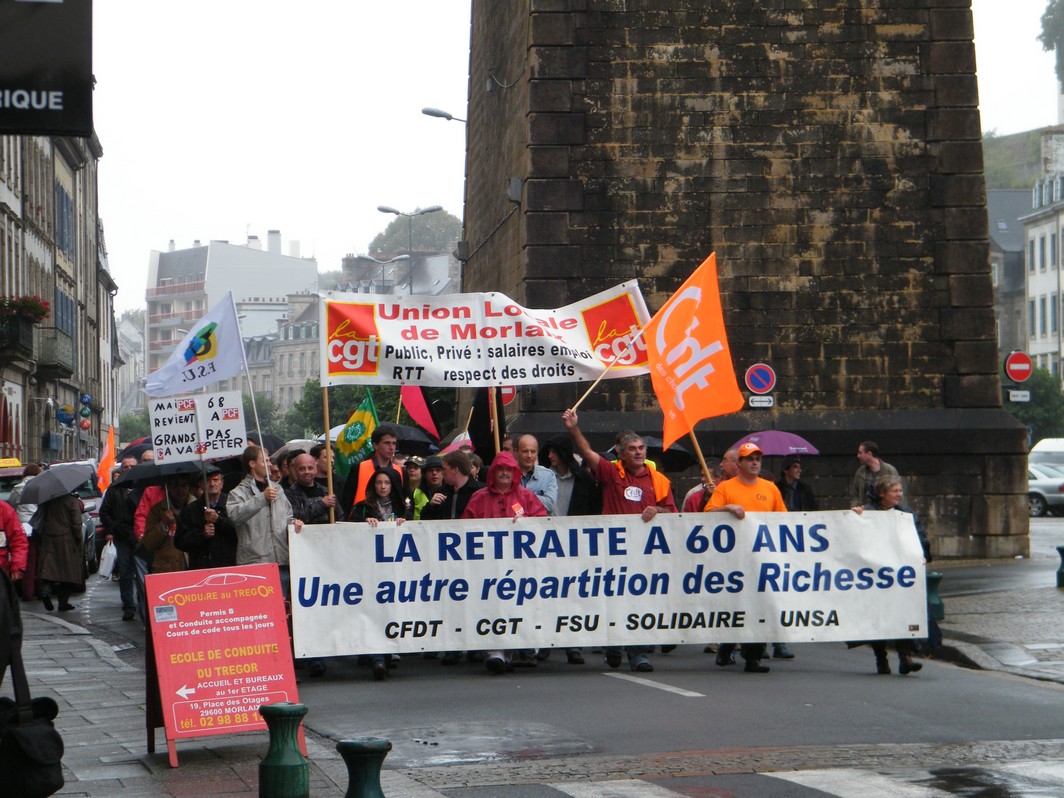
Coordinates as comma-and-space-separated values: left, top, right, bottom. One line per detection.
418, 762, 1064, 797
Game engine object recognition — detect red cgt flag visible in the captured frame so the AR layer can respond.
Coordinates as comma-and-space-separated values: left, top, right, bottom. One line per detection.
642, 253, 743, 449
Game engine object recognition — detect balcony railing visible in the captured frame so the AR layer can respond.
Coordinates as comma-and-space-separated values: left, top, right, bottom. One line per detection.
146, 280, 205, 299
148, 309, 204, 324
0, 316, 35, 360
36, 327, 75, 378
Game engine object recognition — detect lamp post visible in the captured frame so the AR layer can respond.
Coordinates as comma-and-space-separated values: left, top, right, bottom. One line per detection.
376, 206, 443, 295
356, 254, 409, 293
421, 107, 466, 123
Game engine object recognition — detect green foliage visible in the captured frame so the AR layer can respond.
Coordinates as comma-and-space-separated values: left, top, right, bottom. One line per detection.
367, 209, 462, 259
318, 270, 344, 290
982, 130, 1043, 190
1005, 367, 1064, 444
118, 409, 150, 443
244, 393, 280, 438
1040, 0, 1064, 84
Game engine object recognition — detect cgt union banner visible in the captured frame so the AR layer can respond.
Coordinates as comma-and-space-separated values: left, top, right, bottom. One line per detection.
289, 510, 928, 658
319, 281, 651, 387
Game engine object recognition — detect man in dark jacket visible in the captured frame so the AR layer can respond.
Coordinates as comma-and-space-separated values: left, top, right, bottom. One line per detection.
774, 455, 818, 512
541, 434, 601, 516
98, 455, 140, 620
175, 467, 237, 569
421, 451, 483, 521
285, 453, 342, 524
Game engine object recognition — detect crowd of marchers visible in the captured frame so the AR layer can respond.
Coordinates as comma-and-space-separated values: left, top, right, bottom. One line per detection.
0, 416, 933, 682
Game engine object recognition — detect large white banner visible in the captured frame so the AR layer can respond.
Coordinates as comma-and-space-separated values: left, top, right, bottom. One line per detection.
289, 510, 928, 658
319, 281, 651, 387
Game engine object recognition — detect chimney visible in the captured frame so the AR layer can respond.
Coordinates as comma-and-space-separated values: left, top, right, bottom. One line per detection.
288, 240, 301, 258
193, 239, 201, 247
168, 239, 175, 252
248, 235, 261, 250
267, 229, 281, 254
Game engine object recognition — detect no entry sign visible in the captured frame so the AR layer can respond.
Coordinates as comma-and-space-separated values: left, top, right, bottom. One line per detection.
1003, 351, 1033, 383
744, 363, 776, 395
499, 385, 517, 406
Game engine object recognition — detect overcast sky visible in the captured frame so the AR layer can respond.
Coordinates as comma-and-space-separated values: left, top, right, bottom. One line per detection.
93, 1, 1059, 313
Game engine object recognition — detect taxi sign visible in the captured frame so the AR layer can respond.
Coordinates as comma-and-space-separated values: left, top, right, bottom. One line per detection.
0, 457, 21, 469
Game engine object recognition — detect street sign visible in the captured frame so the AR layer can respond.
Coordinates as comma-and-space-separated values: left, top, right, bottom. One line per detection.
499, 385, 517, 406
1009, 390, 1031, 403
1003, 351, 1033, 383
744, 363, 776, 395
749, 395, 775, 408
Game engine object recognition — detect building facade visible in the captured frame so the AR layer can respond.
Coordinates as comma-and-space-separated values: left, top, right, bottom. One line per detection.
0, 132, 118, 463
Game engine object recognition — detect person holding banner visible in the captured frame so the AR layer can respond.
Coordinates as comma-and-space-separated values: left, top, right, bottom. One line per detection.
339, 425, 404, 514
461, 452, 547, 674
561, 409, 677, 673
285, 454, 342, 524
705, 442, 785, 674
350, 469, 410, 526
851, 475, 928, 676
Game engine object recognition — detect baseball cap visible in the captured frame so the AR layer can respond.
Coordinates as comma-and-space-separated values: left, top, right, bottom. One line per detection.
738, 442, 763, 458
405, 456, 425, 469
423, 455, 444, 470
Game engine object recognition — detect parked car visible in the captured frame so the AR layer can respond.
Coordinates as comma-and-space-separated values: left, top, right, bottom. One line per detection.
1027, 463, 1064, 517
0, 457, 23, 504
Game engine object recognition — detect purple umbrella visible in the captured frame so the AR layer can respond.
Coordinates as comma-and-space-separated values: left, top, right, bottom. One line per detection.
731, 430, 818, 456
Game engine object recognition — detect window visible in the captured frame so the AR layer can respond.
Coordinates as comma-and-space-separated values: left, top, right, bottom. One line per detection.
1040, 296, 1048, 336
1053, 294, 1058, 334
1041, 236, 1047, 271
1054, 233, 1059, 268
1030, 240, 1036, 272
1030, 299, 1037, 336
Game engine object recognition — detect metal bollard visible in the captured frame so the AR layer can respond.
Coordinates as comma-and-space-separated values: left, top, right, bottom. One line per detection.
926, 571, 944, 622
337, 737, 392, 798
259, 702, 309, 798
1057, 546, 1064, 588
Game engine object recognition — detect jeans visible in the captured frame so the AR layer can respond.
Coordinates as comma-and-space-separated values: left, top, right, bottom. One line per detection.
114, 539, 136, 614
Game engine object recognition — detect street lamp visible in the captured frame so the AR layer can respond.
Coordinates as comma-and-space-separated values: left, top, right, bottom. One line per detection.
422, 107, 466, 123
376, 206, 444, 295
356, 254, 410, 293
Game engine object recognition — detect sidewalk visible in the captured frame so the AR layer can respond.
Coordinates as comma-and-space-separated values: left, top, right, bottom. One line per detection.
4, 562, 1063, 797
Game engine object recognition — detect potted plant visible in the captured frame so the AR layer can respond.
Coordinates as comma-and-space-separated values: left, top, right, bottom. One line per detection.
0, 295, 50, 322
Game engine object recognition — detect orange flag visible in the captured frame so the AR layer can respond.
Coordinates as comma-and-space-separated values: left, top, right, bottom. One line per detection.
642, 253, 743, 449
97, 425, 116, 492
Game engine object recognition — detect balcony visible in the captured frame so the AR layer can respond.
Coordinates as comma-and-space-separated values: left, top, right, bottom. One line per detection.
147, 280, 206, 299
36, 327, 75, 379
0, 316, 35, 360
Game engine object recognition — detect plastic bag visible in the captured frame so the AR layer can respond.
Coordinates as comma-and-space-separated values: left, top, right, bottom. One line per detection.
97, 541, 117, 580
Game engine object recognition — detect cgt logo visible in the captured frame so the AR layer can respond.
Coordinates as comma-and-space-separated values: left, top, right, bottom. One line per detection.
580, 294, 648, 367
325, 302, 381, 376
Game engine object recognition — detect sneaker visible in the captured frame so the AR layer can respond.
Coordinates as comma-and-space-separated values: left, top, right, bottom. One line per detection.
566, 649, 585, 665
744, 662, 770, 673
605, 650, 623, 669
772, 644, 795, 659
630, 654, 653, 673
485, 655, 508, 674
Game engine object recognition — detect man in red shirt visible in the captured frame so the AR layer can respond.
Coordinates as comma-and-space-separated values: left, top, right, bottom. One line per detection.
562, 408, 677, 672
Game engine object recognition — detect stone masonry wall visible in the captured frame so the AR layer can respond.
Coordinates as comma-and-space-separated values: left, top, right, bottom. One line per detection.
464, 0, 1028, 557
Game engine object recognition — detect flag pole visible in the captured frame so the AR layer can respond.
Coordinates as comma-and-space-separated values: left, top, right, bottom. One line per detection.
395, 392, 403, 424
323, 387, 335, 524
570, 326, 648, 412
687, 431, 714, 491
489, 387, 500, 455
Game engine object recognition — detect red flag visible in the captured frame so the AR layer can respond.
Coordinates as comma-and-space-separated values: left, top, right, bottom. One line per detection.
400, 385, 439, 440
97, 425, 116, 492
641, 253, 743, 449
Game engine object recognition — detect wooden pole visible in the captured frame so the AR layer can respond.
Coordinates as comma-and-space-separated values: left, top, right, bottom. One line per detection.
687, 430, 713, 489
322, 387, 335, 524
489, 387, 500, 455
570, 326, 648, 412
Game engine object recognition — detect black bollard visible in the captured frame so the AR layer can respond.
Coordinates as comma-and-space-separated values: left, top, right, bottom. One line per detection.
337, 737, 392, 798
1057, 546, 1064, 588
259, 702, 309, 798
926, 571, 944, 621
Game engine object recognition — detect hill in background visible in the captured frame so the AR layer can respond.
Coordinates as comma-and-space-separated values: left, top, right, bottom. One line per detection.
983, 129, 1042, 190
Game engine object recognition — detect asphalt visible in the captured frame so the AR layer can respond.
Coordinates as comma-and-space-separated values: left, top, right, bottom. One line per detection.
4, 556, 1064, 798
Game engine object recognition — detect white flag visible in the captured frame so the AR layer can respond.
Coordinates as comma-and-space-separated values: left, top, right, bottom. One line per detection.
145, 292, 247, 398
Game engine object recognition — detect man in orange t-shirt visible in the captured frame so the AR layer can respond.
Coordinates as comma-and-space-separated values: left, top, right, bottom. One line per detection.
706, 442, 785, 673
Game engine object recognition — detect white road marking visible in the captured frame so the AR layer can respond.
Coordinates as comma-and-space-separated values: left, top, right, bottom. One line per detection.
552, 779, 687, 797
768, 768, 955, 797
601, 672, 705, 697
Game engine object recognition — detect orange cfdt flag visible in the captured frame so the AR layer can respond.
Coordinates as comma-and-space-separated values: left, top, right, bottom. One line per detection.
642, 253, 743, 449
97, 425, 116, 492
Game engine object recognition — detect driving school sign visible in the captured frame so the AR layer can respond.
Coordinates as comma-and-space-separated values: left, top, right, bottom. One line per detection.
146, 564, 299, 767
319, 281, 651, 387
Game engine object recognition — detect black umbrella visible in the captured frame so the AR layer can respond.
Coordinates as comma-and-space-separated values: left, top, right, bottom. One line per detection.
112, 460, 205, 488
640, 437, 697, 472
320, 423, 437, 457
248, 431, 284, 453
117, 437, 152, 462
18, 462, 97, 505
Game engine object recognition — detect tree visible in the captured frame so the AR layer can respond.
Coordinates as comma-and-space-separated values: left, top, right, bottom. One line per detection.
367, 209, 462, 259
1040, 1, 1064, 85
243, 393, 280, 439
118, 409, 150, 443
1004, 367, 1064, 444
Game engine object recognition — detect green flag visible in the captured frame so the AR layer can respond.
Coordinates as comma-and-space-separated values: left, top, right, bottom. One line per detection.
334, 393, 378, 478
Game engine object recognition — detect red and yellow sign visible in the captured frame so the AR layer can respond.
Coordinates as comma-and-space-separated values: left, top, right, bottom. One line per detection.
146, 565, 298, 762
